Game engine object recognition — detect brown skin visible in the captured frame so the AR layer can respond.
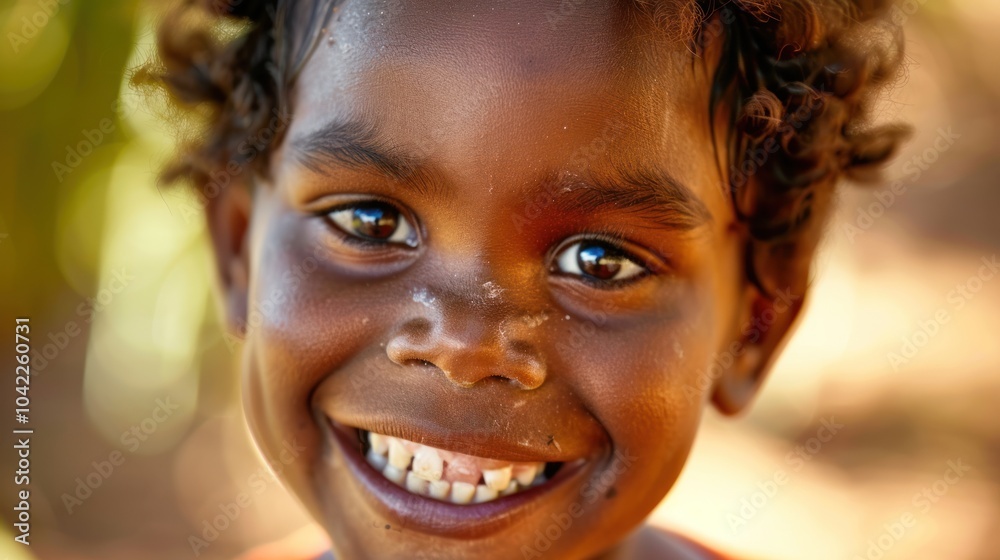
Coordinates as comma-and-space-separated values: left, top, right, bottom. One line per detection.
208, 1, 803, 558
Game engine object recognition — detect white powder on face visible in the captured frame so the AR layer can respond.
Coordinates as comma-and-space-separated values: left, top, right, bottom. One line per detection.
482, 281, 504, 300
412, 288, 436, 307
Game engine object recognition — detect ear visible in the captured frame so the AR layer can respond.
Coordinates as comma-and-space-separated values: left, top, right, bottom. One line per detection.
205, 181, 253, 336
711, 281, 807, 416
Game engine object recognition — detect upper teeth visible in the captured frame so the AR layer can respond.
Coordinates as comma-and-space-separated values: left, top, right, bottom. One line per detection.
388, 439, 413, 470
369, 432, 389, 455
412, 447, 444, 481
363, 431, 548, 504
482, 464, 512, 491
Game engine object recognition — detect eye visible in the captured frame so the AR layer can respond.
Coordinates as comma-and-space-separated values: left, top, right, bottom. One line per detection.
327, 201, 418, 247
553, 239, 647, 283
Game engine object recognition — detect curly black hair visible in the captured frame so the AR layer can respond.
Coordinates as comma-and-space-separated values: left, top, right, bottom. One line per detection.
135, 0, 909, 297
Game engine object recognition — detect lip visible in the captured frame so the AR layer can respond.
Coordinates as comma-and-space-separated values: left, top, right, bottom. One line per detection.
324, 417, 601, 538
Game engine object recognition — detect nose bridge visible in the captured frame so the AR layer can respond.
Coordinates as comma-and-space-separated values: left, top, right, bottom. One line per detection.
415, 244, 520, 335
386, 273, 547, 390
437, 270, 511, 316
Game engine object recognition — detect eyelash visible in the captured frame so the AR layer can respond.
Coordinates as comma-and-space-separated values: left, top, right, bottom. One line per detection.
320, 199, 657, 287
550, 230, 654, 288
323, 199, 419, 249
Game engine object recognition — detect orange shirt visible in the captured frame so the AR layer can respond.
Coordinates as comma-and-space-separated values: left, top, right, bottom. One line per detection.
236, 525, 744, 560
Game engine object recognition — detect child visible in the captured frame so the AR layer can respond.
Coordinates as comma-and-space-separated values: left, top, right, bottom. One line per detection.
141, 0, 906, 557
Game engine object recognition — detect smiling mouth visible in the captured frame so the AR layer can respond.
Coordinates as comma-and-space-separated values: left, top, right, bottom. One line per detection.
359, 429, 563, 504
324, 417, 599, 537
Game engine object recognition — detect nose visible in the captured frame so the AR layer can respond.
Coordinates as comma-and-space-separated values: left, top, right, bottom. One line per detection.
385, 292, 547, 390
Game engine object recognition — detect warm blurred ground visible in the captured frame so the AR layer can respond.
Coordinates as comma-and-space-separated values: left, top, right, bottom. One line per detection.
0, 1, 998, 559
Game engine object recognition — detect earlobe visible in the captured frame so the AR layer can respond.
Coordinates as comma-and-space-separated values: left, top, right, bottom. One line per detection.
205, 182, 253, 337
711, 284, 806, 416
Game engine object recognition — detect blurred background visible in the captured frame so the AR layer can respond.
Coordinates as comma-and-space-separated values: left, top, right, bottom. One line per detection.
0, 0, 997, 559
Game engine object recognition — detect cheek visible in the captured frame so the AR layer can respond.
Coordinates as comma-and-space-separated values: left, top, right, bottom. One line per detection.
569, 317, 712, 439
240, 206, 401, 493
556, 279, 719, 503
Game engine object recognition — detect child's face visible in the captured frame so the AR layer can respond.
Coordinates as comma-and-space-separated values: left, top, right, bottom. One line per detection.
213, 1, 795, 558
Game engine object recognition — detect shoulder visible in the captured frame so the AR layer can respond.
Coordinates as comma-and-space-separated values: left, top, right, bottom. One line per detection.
634, 525, 742, 560
236, 546, 333, 560
235, 526, 333, 560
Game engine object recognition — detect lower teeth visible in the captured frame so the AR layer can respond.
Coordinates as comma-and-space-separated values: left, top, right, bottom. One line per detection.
360, 430, 553, 504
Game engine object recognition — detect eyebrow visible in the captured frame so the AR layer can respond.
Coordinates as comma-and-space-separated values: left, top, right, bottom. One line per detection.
544, 166, 712, 232
290, 119, 438, 194
291, 119, 711, 231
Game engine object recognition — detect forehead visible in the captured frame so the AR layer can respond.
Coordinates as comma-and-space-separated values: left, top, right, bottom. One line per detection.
285, 0, 719, 202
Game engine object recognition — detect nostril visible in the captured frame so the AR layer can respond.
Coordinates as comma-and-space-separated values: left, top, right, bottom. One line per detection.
404, 359, 436, 368
385, 315, 546, 389
493, 375, 526, 388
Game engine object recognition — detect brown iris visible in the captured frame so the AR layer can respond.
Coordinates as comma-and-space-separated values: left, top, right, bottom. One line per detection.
577, 242, 623, 280
350, 203, 399, 240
